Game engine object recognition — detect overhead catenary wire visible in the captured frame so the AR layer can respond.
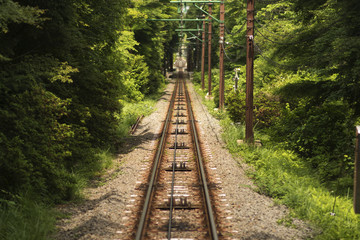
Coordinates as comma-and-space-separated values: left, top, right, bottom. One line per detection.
225, 20, 247, 36
255, 18, 329, 46
254, 18, 295, 38
221, 43, 244, 62
254, 42, 298, 70
255, 27, 301, 46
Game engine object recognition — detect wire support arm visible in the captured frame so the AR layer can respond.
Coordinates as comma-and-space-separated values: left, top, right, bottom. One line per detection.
171, 0, 222, 3
188, 32, 203, 42
176, 29, 203, 32
147, 18, 211, 22
193, 4, 222, 23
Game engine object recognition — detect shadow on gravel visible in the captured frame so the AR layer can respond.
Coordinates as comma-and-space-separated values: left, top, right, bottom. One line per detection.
242, 232, 285, 240
158, 95, 171, 101
55, 191, 123, 239
116, 128, 160, 155
56, 215, 121, 239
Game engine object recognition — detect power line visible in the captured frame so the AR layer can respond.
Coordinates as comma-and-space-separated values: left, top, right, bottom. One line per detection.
254, 18, 294, 38
255, 28, 300, 46
225, 20, 247, 36
254, 42, 298, 70
222, 43, 243, 63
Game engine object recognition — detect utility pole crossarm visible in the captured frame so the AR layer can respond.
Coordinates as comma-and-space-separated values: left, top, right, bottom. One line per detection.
147, 19, 211, 22
193, 4, 221, 23
176, 29, 203, 32
188, 32, 203, 42
171, 1, 222, 3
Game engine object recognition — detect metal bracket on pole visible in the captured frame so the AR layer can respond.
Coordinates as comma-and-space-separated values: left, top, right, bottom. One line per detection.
188, 32, 203, 42
171, 1, 222, 3
146, 19, 210, 22
176, 29, 203, 32
193, 4, 221, 23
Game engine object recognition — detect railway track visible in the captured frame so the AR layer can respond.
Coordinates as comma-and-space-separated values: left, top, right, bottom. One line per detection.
134, 70, 219, 239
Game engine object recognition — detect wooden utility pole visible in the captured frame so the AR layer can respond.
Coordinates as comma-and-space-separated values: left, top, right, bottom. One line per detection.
355, 126, 360, 214
245, 0, 255, 142
218, 1, 225, 109
196, 36, 200, 71
201, 18, 206, 90
208, 1, 212, 96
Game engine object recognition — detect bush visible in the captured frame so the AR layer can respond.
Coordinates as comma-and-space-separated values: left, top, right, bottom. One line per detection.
221, 118, 360, 240
0, 193, 56, 240
271, 100, 355, 190
226, 90, 282, 128
0, 86, 79, 202
192, 71, 202, 84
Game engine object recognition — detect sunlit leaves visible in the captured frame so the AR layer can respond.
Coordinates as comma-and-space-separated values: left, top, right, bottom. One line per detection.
0, 0, 46, 33
50, 62, 79, 83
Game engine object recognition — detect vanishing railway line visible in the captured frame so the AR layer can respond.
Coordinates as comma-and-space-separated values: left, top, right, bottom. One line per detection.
134, 69, 219, 239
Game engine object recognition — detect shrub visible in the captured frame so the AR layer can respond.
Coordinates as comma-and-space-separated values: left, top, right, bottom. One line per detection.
0, 193, 55, 240
226, 90, 282, 128
271, 100, 355, 190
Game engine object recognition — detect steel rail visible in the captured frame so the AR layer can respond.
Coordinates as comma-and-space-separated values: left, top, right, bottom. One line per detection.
167, 76, 182, 238
135, 80, 179, 240
135, 74, 218, 239
184, 80, 219, 240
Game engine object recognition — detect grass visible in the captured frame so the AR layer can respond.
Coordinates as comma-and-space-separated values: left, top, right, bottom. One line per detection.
192, 81, 360, 239
0, 193, 56, 240
116, 86, 166, 137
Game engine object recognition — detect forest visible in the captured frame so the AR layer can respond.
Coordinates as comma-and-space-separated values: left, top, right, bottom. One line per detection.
1, 0, 360, 239
0, 0, 178, 238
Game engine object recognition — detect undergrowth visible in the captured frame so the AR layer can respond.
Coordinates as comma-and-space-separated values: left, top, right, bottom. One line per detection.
0, 192, 56, 240
192, 81, 360, 239
0, 88, 164, 240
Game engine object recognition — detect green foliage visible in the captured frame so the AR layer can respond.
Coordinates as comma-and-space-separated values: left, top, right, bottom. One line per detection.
222, 0, 359, 195
50, 62, 79, 83
220, 116, 360, 239
226, 90, 282, 128
0, 2, 178, 240
115, 95, 159, 139
0, 85, 78, 202
0, 0, 178, 237
111, 30, 150, 102
194, 0, 360, 238
271, 99, 355, 190
195, 82, 360, 238
192, 71, 202, 84
120, 55, 150, 102
0, 0, 45, 34
0, 193, 56, 240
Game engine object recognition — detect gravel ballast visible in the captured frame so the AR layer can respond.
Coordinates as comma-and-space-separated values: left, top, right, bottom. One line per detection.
54, 76, 313, 239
